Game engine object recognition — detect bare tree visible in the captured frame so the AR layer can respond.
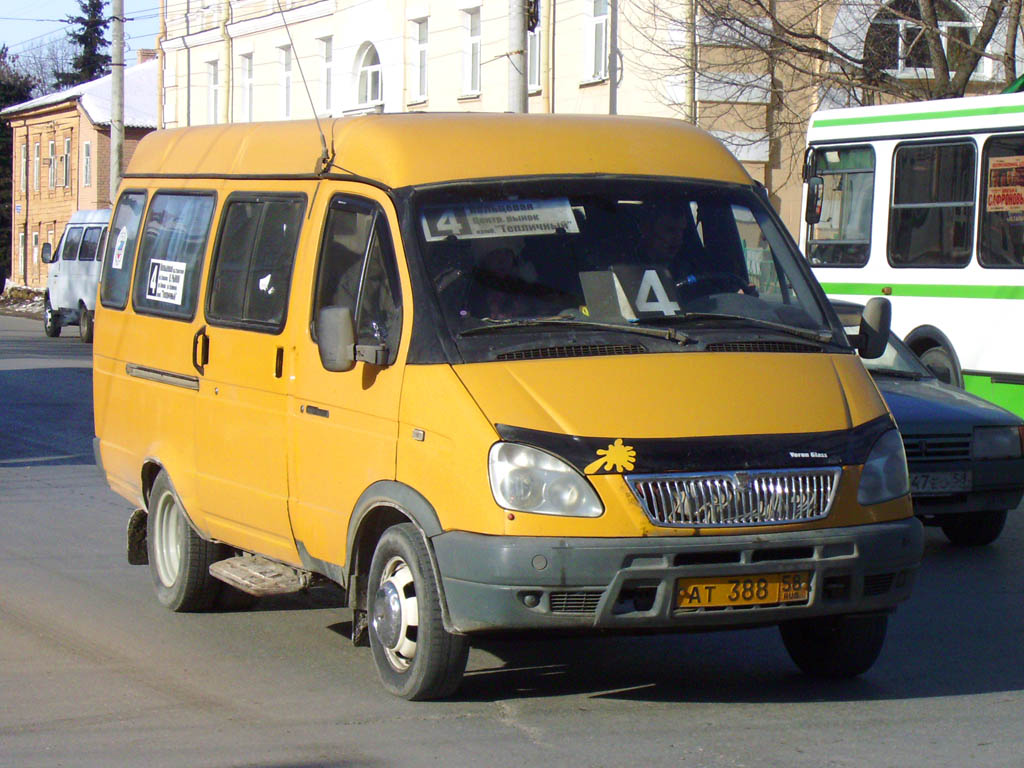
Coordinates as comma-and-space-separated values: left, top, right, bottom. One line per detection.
17, 36, 78, 97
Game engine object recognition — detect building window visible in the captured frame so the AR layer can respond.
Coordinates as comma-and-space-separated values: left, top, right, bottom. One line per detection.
528, 21, 541, 91
207, 60, 220, 124
33, 142, 40, 191
19, 232, 26, 262
464, 8, 481, 95
865, 0, 975, 76
358, 44, 382, 105
33, 232, 39, 261
20, 143, 27, 195
321, 37, 333, 112
83, 142, 92, 187
413, 19, 428, 101
281, 46, 293, 118
48, 140, 56, 189
62, 137, 71, 187
240, 53, 254, 122
589, 0, 609, 80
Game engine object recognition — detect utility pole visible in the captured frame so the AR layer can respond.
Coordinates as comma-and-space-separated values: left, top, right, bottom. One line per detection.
508, 0, 528, 113
609, 0, 618, 114
110, 0, 125, 202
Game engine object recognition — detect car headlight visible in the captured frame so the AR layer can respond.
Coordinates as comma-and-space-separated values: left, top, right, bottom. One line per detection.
858, 428, 910, 506
972, 426, 1024, 459
488, 442, 604, 517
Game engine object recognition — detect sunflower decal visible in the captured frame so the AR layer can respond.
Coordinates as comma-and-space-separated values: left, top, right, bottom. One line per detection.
584, 439, 637, 474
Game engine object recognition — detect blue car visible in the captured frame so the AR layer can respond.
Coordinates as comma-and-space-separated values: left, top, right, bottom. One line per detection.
834, 302, 1024, 546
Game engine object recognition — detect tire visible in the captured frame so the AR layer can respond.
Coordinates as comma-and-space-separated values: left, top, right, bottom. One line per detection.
44, 296, 61, 337
146, 470, 224, 612
918, 344, 962, 388
940, 510, 1008, 546
780, 613, 888, 678
367, 523, 469, 700
78, 306, 94, 343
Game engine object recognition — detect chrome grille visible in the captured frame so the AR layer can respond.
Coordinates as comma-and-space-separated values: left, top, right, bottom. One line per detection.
626, 468, 841, 528
902, 434, 971, 462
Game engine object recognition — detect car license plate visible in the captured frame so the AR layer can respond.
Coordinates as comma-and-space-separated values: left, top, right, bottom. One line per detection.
910, 471, 971, 495
676, 572, 810, 609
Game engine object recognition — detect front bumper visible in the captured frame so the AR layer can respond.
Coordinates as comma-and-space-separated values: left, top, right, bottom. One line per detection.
910, 457, 1024, 517
433, 518, 923, 634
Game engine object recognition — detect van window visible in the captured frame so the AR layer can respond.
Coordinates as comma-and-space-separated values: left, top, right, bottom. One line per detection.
61, 227, 84, 261
312, 196, 402, 363
888, 141, 974, 268
980, 134, 1024, 268
132, 192, 216, 320
806, 146, 874, 266
78, 226, 104, 262
100, 191, 147, 309
207, 194, 305, 332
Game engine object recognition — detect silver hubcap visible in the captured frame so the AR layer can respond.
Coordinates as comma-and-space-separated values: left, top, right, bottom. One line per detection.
152, 490, 183, 588
372, 556, 419, 671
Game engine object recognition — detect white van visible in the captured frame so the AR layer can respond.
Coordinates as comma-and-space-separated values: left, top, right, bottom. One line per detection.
41, 208, 111, 342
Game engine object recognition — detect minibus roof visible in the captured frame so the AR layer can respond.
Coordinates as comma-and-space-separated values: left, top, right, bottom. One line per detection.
124, 113, 753, 189
807, 91, 1024, 144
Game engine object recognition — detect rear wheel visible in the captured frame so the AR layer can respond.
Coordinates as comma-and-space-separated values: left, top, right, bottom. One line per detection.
940, 510, 1008, 546
78, 305, 94, 343
44, 296, 61, 337
147, 470, 223, 612
780, 613, 888, 678
368, 523, 469, 700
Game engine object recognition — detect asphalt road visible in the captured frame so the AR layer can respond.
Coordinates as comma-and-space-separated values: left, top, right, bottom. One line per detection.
2, 312, 1023, 768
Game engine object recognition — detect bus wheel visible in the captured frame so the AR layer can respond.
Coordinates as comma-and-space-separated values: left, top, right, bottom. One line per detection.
780, 613, 887, 678
78, 305, 94, 343
44, 295, 61, 338
147, 470, 222, 612
918, 344, 963, 388
368, 523, 469, 700
940, 510, 1007, 546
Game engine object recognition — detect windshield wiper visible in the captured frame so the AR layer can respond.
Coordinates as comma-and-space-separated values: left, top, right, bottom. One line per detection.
458, 318, 693, 344
642, 312, 834, 343
868, 369, 927, 380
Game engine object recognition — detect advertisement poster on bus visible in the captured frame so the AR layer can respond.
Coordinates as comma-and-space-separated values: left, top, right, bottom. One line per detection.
987, 156, 1024, 218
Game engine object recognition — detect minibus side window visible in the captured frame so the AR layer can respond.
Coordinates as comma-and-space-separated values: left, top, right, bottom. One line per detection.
61, 227, 84, 261
312, 196, 403, 365
206, 194, 306, 332
132, 192, 217, 320
100, 191, 147, 309
806, 146, 874, 267
888, 141, 974, 268
78, 226, 103, 262
979, 134, 1024, 268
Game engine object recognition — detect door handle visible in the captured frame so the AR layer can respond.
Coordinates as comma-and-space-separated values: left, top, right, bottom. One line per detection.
192, 325, 209, 375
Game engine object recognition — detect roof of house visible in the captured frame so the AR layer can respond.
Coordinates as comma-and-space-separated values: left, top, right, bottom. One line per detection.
0, 59, 158, 128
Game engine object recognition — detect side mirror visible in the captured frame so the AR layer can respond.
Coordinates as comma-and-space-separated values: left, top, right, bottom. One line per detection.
805, 176, 824, 226
317, 306, 356, 372
40, 242, 54, 264
858, 297, 891, 359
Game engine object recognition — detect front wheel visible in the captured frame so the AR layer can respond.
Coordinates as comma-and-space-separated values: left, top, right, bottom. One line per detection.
44, 296, 61, 337
780, 613, 888, 678
940, 510, 1008, 546
147, 470, 223, 612
78, 306, 94, 343
368, 523, 469, 700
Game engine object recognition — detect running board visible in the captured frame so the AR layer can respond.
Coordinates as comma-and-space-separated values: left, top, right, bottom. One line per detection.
209, 555, 313, 596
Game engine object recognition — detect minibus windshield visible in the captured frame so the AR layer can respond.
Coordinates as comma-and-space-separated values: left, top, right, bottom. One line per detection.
413, 178, 838, 356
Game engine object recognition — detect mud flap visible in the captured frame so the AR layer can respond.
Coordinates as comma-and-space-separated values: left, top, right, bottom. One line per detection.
127, 508, 148, 565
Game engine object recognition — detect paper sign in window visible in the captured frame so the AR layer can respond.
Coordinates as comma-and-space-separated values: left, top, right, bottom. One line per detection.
145, 259, 187, 305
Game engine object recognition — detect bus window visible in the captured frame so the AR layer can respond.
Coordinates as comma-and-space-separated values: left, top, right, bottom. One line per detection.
806, 146, 874, 267
980, 135, 1024, 268
888, 142, 974, 268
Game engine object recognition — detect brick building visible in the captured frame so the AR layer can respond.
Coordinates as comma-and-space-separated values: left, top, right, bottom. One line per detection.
2, 58, 158, 289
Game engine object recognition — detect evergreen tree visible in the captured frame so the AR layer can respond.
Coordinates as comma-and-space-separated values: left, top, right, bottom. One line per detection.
0, 46, 37, 288
54, 0, 111, 90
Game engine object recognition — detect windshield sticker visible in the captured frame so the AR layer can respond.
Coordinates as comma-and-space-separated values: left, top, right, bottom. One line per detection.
145, 259, 187, 305
988, 155, 1024, 216
111, 227, 129, 269
584, 439, 637, 474
421, 199, 580, 241
635, 270, 681, 316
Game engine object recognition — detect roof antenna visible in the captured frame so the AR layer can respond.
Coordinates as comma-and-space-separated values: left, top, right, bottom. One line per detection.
275, 0, 333, 174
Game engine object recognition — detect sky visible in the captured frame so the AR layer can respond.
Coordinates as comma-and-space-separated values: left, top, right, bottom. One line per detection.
1, 0, 160, 64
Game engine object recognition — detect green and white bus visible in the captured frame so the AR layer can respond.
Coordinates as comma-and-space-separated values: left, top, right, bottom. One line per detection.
801, 91, 1024, 416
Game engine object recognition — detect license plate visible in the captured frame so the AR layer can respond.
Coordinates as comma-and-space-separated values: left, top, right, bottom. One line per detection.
676, 572, 811, 609
910, 471, 971, 495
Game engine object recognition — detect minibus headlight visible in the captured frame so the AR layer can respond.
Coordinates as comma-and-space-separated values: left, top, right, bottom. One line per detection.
488, 443, 604, 517
971, 426, 1024, 459
857, 429, 910, 506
